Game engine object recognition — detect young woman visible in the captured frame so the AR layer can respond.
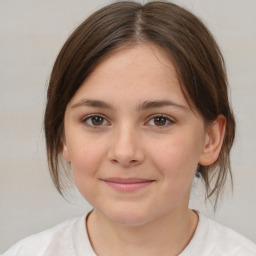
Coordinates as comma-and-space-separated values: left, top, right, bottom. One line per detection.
3, 1, 256, 255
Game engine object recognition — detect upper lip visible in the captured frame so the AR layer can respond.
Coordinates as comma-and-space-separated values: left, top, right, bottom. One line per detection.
101, 177, 155, 183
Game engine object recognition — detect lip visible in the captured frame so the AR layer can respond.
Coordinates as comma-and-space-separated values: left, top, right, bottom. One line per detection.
101, 177, 155, 192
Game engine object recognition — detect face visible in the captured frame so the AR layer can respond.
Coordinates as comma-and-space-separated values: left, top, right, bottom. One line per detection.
63, 44, 209, 226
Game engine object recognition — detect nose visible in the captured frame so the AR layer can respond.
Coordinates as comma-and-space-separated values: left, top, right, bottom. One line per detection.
107, 125, 145, 168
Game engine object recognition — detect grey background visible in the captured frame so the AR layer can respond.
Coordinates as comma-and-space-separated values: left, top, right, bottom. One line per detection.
0, 0, 255, 253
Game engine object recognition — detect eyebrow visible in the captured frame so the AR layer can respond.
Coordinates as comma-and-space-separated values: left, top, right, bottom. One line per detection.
137, 100, 187, 111
71, 99, 113, 109
71, 99, 187, 111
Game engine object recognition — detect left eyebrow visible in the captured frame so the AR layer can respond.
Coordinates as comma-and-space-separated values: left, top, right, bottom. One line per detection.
137, 100, 188, 111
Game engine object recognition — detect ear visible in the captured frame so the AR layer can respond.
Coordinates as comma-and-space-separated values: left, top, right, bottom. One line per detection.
199, 115, 226, 166
62, 136, 71, 162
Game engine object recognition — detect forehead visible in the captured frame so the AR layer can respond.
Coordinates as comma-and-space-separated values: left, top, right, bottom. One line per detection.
68, 43, 188, 107
91, 43, 177, 83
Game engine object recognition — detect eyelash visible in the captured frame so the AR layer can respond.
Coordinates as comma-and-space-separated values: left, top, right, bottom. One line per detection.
81, 114, 110, 128
81, 114, 174, 128
146, 114, 174, 128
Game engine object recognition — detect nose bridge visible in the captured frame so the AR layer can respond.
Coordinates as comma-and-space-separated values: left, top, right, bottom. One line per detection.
108, 122, 144, 166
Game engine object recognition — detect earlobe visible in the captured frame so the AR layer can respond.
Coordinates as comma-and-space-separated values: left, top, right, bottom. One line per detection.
62, 138, 71, 162
199, 115, 226, 166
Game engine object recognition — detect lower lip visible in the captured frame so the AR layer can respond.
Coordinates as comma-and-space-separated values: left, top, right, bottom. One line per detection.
103, 181, 154, 192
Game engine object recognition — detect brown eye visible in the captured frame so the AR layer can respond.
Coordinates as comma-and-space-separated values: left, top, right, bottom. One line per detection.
91, 116, 104, 126
147, 115, 173, 127
84, 115, 108, 127
153, 116, 167, 126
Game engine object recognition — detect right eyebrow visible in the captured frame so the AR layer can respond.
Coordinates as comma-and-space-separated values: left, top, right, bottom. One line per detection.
71, 99, 113, 109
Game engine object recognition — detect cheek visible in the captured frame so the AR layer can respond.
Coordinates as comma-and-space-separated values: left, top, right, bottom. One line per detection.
68, 138, 106, 187
149, 134, 202, 190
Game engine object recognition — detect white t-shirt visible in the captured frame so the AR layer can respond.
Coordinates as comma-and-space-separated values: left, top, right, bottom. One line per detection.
2, 212, 256, 256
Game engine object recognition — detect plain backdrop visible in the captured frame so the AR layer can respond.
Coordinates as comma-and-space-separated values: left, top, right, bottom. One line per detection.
0, 0, 255, 253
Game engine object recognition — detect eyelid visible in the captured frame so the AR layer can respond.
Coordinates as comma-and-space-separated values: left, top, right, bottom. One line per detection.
80, 113, 175, 128
81, 113, 110, 127
145, 114, 175, 126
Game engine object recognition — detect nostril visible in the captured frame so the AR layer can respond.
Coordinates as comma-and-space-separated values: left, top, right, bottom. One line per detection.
110, 158, 139, 167
111, 159, 119, 164
107, 142, 145, 167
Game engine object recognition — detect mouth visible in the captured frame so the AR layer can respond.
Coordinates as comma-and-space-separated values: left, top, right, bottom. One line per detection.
100, 177, 155, 192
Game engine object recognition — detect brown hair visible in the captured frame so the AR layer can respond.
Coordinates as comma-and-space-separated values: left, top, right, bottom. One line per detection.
44, 1, 235, 207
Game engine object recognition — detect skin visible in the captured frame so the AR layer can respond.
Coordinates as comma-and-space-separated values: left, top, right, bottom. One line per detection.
63, 44, 226, 256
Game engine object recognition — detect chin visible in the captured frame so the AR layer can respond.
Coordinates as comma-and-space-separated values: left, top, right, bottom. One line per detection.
99, 204, 156, 227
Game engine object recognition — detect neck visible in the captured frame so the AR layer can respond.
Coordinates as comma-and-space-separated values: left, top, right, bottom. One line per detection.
87, 208, 198, 256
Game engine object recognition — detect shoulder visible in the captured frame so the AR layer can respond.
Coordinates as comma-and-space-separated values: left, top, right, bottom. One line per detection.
206, 214, 256, 254
2, 214, 88, 256
183, 212, 256, 256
